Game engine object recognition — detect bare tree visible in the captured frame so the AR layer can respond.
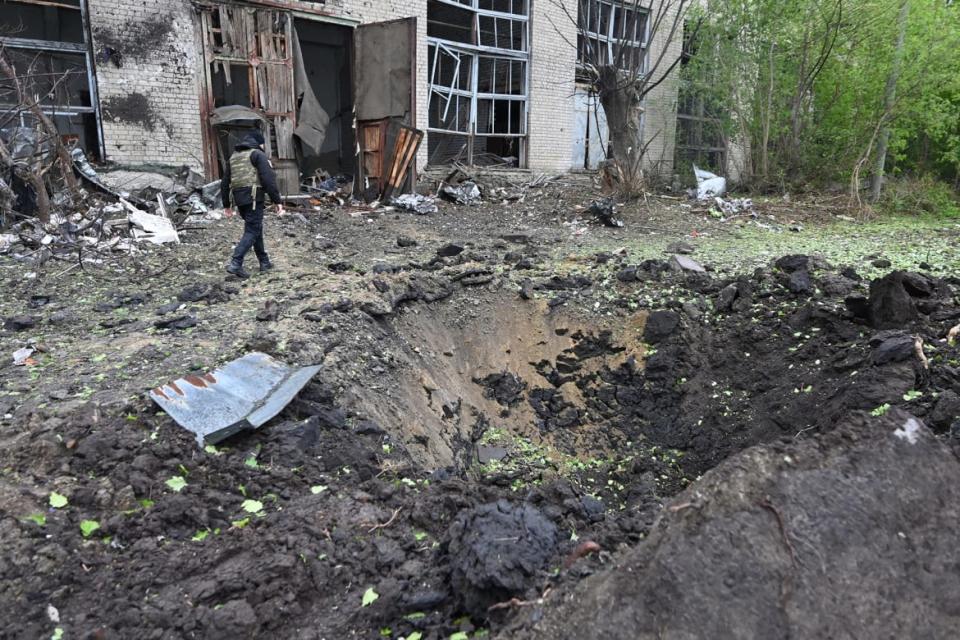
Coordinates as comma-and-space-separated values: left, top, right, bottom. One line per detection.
0, 45, 82, 224
550, 0, 698, 191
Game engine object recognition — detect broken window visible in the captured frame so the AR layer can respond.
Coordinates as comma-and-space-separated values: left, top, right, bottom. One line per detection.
0, 0, 102, 158
577, 1, 648, 72
427, 0, 529, 166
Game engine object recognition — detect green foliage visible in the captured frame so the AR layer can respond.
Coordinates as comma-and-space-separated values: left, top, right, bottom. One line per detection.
361, 587, 379, 607
682, 0, 960, 191
241, 499, 264, 514
165, 476, 187, 493
880, 176, 960, 218
25, 513, 46, 526
79, 520, 101, 538
49, 492, 68, 509
871, 403, 891, 417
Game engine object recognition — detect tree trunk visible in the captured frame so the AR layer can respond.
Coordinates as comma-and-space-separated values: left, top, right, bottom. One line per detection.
597, 66, 644, 180
760, 40, 775, 181
870, 0, 910, 203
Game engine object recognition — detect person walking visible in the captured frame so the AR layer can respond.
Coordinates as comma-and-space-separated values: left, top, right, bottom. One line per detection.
221, 130, 285, 278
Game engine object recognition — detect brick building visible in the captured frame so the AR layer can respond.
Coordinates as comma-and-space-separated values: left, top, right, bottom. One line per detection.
1, 0, 684, 185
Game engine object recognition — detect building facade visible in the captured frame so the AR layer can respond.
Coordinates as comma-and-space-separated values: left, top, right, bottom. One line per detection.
1, 0, 684, 181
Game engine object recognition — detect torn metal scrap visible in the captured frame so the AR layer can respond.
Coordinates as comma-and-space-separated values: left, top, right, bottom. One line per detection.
150, 352, 322, 446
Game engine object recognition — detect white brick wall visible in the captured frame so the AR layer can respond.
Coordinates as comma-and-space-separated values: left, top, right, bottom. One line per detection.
85, 0, 680, 177
528, 2, 579, 173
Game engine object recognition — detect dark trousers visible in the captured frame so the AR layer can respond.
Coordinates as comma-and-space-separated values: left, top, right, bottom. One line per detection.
232, 201, 268, 265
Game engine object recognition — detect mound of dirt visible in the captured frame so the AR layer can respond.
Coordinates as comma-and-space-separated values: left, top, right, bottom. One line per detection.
521, 408, 960, 639
445, 500, 558, 615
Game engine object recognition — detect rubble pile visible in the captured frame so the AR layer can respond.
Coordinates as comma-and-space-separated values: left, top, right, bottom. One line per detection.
0, 151, 231, 264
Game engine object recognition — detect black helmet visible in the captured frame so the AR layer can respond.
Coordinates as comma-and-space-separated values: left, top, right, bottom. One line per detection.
240, 130, 265, 149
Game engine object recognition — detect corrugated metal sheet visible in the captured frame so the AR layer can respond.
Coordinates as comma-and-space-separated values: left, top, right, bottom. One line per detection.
150, 352, 321, 447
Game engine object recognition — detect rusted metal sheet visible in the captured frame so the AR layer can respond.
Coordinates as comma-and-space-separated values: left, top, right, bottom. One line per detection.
150, 352, 321, 446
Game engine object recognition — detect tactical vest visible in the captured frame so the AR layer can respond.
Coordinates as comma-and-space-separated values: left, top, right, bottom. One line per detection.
229, 149, 261, 203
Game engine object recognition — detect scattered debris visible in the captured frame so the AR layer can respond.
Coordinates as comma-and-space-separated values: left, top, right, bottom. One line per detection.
12, 347, 35, 366
670, 255, 706, 273
392, 193, 439, 215
127, 206, 180, 245
150, 352, 323, 446
441, 181, 482, 206
711, 197, 753, 217
588, 198, 624, 228
693, 165, 727, 200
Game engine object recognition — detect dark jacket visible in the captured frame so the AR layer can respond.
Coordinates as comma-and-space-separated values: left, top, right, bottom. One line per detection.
220, 133, 283, 208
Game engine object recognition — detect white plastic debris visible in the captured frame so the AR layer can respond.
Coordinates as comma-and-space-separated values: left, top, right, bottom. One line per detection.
127, 203, 180, 244
12, 347, 34, 366
893, 417, 922, 445
694, 164, 727, 200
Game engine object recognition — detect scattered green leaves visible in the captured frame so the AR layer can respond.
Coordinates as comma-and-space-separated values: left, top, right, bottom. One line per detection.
49, 492, 68, 509
361, 587, 379, 607
241, 499, 264, 514
80, 519, 101, 538
871, 403, 891, 417
310, 485, 328, 495
903, 389, 923, 402
25, 513, 46, 526
404, 633, 423, 640
192, 529, 210, 542
165, 476, 187, 493
231, 517, 250, 529
449, 633, 469, 640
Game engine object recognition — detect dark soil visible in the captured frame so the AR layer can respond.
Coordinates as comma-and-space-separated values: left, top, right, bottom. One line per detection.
517, 407, 960, 639
2, 178, 960, 638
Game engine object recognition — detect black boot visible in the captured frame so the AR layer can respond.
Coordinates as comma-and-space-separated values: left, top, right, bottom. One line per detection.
259, 257, 274, 273
226, 258, 250, 279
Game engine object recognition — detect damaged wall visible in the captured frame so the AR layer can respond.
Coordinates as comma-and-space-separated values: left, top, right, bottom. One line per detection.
81, 0, 678, 178
87, 0, 204, 169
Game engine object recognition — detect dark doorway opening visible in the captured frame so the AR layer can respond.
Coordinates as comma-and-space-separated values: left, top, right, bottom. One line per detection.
294, 19, 355, 180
